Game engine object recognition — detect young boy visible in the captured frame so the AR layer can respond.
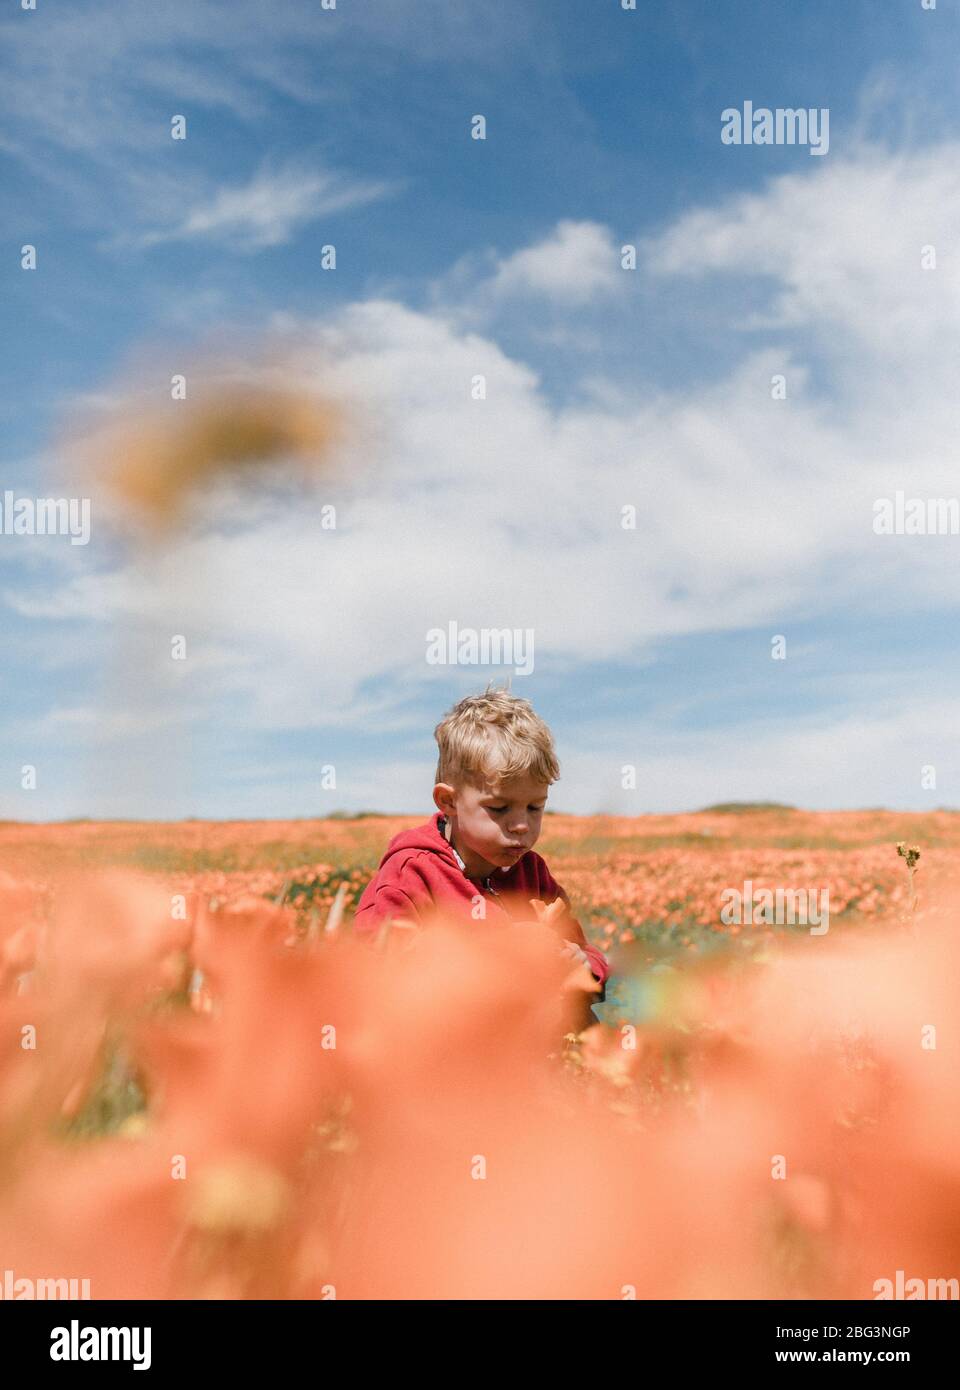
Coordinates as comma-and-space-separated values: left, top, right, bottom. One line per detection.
353, 686, 611, 1029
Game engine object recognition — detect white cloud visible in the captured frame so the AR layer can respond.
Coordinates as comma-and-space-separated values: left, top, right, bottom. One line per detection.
429, 219, 622, 325
555, 699, 960, 816
489, 219, 621, 303
642, 141, 960, 360
9, 139, 960, 813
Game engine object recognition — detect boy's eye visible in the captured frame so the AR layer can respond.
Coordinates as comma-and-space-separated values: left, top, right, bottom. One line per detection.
487, 804, 545, 813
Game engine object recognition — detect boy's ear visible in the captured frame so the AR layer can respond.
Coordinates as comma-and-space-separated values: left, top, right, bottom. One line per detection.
433, 783, 457, 816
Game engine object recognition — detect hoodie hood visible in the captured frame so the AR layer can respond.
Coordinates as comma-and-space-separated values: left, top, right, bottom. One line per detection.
374, 811, 515, 884
376, 811, 461, 869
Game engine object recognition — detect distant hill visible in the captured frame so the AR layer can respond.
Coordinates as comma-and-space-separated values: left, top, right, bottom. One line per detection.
698, 801, 797, 815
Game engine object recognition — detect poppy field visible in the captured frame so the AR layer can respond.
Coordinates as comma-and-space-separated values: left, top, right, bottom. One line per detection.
1, 805, 958, 1299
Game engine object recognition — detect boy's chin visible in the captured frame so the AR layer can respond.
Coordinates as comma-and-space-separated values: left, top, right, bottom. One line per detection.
475, 849, 515, 872
468, 843, 526, 873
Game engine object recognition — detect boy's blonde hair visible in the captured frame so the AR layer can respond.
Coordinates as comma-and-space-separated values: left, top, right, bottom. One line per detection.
434, 683, 560, 790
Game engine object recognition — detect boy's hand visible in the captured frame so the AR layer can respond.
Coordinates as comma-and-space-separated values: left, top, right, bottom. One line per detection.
529, 898, 595, 975
528, 897, 567, 927
558, 938, 591, 970
528, 898, 600, 1033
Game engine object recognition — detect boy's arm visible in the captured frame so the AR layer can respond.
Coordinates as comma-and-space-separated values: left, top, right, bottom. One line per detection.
558, 900, 610, 1000
532, 859, 610, 1002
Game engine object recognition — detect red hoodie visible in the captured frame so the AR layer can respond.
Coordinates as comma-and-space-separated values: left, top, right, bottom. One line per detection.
353, 811, 610, 1000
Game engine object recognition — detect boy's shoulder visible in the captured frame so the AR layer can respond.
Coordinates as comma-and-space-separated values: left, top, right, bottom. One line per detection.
364, 815, 464, 892
367, 815, 437, 868
354, 831, 466, 930
380, 814, 444, 853
378, 844, 458, 881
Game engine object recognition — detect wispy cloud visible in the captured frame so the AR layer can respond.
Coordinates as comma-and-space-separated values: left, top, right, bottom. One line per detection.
0, 0, 409, 251
0, 4, 316, 181
124, 160, 399, 252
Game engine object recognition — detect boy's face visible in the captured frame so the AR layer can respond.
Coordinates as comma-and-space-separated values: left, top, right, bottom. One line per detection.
434, 772, 549, 878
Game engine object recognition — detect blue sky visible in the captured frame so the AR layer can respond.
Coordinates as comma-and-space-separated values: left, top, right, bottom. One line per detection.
2, 0, 959, 821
